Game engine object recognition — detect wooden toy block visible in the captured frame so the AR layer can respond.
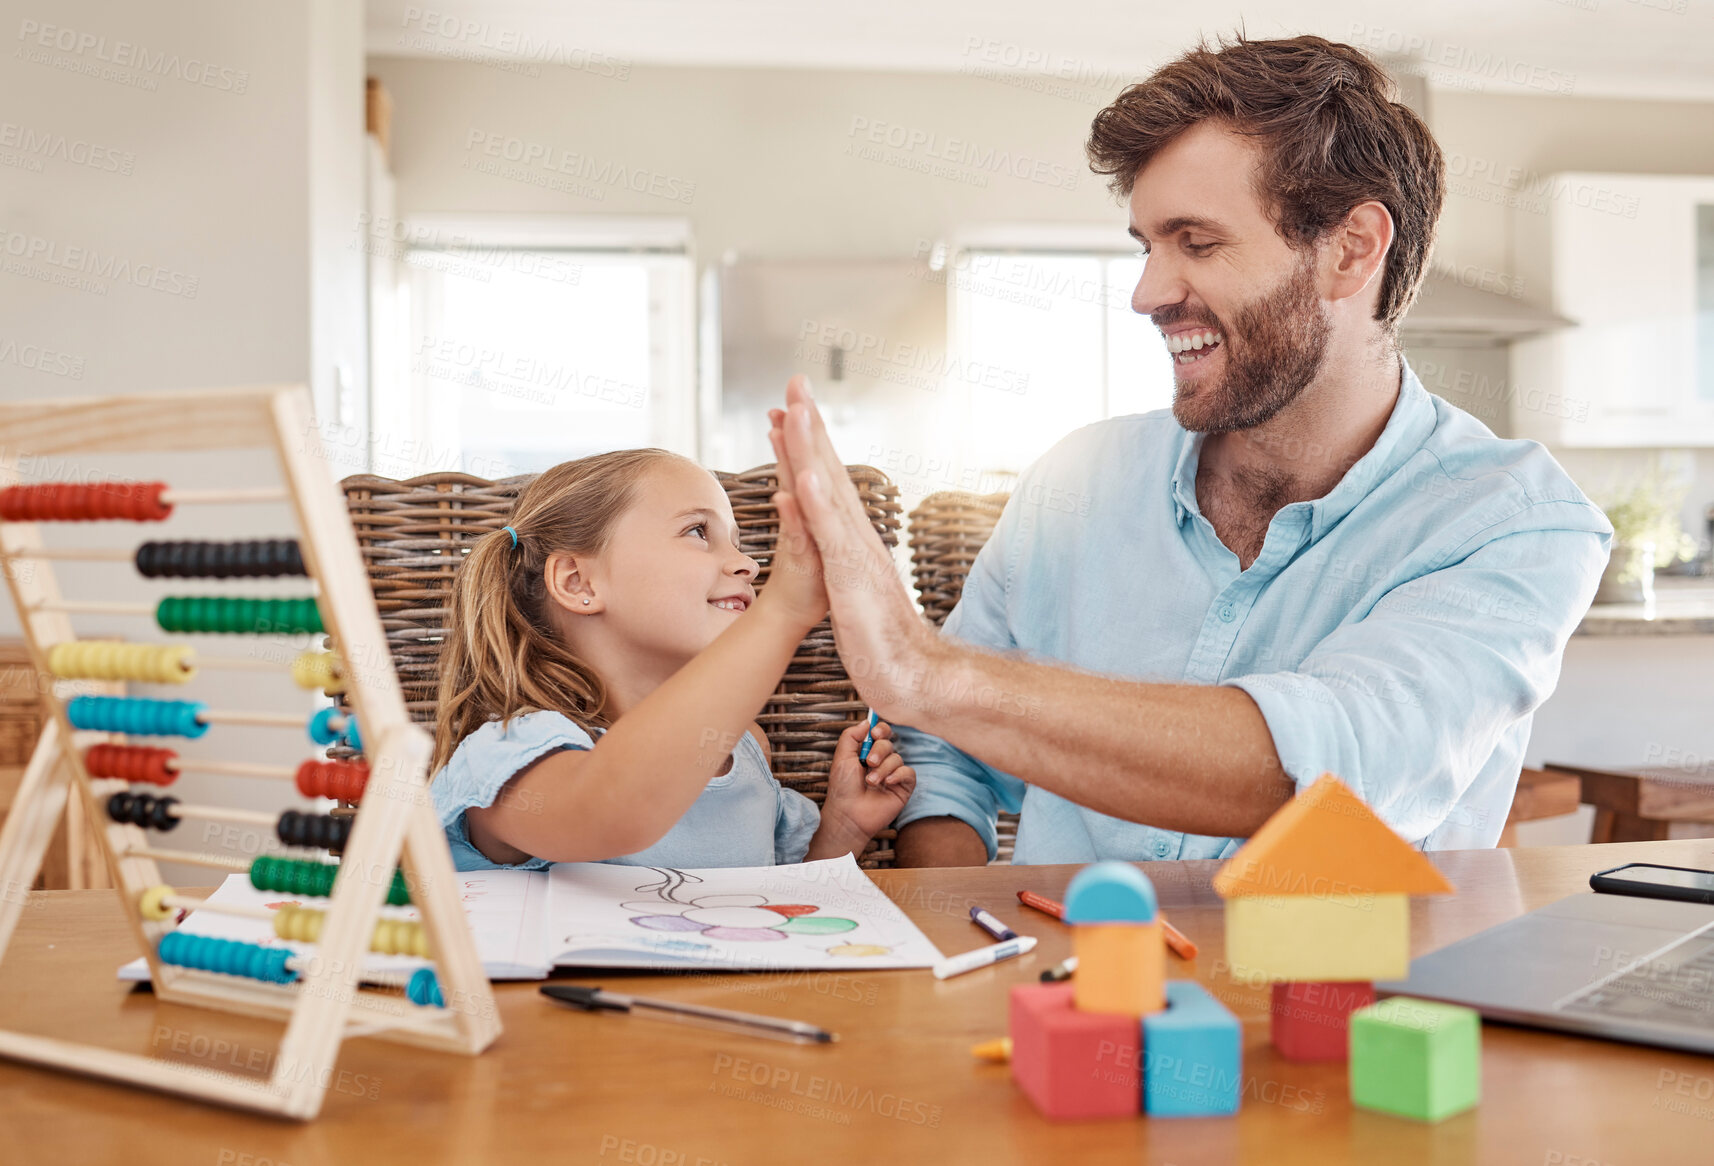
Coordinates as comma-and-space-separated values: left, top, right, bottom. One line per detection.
1009, 982, 1142, 1120
1073, 922, 1165, 1017
1271, 980, 1376, 1061
1349, 996, 1481, 1122
1063, 861, 1158, 923
1225, 893, 1409, 982
1143, 980, 1241, 1117
1212, 774, 1453, 899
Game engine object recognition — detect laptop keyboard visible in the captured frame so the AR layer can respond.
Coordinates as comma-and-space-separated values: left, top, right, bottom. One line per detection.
1557, 934, 1714, 1029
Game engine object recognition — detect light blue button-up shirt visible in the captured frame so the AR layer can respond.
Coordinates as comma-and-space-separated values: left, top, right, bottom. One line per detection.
892, 363, 1612, 864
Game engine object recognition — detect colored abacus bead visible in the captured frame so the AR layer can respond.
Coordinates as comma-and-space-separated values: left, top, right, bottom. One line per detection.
48, 641, 196, 684
248, 855, 411, 906
106, 791, 181, 831
0, 480, 172, 522
290, 650, 344, 695
67, 695, 208, 738
294, 758, 369, 801
134, 538, 306, 579
84, 743, 178, 785
270, 905, 429, 957
407, 968, 445, 1008
139, 884, 176, 922
276, 810, 352, 850
307, 707, 360, 749
154, 595, 323, 635
158, 932, 296, 984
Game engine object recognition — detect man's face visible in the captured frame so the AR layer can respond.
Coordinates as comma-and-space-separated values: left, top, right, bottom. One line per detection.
1126, 121, 1331, 434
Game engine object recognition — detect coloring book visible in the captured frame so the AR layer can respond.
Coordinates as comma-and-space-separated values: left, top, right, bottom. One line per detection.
120, 854, 944, 981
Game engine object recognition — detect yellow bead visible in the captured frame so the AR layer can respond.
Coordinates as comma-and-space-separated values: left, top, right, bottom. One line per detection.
138, 884, 176, 921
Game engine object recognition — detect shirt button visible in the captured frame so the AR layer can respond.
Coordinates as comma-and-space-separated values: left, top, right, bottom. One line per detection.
1218, 604, 1236, 623
1154, 838, 1171, 856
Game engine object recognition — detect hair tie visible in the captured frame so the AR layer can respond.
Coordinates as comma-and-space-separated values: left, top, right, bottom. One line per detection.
501, 526, 518, 548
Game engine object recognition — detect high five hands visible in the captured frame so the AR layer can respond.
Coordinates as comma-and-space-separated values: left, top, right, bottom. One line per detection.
767, 376, 938, 723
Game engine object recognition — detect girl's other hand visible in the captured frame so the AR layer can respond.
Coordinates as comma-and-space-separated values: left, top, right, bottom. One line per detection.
821, 719, 917, 844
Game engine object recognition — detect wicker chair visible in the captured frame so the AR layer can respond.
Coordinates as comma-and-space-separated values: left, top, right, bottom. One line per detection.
905, 490, 1018, 862
336, 465, 904, 868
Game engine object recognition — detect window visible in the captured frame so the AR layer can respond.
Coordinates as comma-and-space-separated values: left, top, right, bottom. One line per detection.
380, 218, 695, 480
946, 247, 1173, 476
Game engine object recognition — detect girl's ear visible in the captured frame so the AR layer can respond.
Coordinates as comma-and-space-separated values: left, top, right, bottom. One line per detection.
543, 551, 603, 615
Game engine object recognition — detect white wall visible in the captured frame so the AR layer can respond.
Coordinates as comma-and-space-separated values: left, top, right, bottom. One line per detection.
2, 1, 367, 882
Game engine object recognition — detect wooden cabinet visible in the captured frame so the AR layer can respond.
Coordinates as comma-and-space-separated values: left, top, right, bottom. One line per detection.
1511, 173, 1714, 447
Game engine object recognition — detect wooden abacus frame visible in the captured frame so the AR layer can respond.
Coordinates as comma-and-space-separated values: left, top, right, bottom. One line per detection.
0, 386, 500, 1119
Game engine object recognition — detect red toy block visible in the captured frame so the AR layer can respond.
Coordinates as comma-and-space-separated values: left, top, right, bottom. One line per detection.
1271, 980, 1376, 1062
1009, 982, 1141, 1120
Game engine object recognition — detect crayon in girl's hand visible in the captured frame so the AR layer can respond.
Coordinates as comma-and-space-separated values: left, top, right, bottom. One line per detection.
857, 709, 879, 763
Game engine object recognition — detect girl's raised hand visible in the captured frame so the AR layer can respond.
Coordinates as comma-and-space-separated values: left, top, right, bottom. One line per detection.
760, 391, 830, 630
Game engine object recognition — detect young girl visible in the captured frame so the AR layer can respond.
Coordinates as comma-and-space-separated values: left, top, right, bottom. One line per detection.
429, 446, 915, 870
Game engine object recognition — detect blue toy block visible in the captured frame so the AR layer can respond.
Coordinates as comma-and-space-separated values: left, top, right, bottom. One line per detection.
1063, 861, 1158, 924
1143, 980, 1241, 1117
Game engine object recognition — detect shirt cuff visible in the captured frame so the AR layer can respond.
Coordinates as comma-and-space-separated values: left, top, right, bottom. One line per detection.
1225, 673, 1365, 802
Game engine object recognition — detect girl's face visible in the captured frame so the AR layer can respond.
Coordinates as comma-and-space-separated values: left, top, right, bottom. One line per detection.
563, 457, 760, 670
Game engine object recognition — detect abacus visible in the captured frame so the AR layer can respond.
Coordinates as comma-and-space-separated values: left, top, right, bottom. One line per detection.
0, 387, 499, 1119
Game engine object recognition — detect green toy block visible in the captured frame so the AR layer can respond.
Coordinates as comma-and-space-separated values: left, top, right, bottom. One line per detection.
1349, 996, 1480, 1122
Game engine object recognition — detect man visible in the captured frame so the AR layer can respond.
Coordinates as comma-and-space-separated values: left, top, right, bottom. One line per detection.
769, 35, 1610, 866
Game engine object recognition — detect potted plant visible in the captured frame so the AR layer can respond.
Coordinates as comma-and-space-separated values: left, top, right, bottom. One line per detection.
1596, 467, 1698, 604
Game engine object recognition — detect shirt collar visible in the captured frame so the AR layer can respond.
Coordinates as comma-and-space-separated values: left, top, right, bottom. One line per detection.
1168, 360, 1438, 541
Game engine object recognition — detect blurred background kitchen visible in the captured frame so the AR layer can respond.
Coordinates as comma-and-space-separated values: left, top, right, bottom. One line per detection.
4, 0, 1714, 875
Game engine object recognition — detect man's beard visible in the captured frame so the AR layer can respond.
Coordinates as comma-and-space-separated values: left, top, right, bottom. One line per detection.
1163, 251, 1331, 435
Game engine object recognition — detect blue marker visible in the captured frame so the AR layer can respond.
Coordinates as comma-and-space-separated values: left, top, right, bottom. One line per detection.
857, 709, 879, 763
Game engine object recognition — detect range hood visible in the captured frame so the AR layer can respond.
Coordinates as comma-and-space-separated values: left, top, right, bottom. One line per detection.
1402, 267, 1574, 343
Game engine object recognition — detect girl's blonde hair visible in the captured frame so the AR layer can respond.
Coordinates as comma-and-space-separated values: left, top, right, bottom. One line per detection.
432, 448, 684, 774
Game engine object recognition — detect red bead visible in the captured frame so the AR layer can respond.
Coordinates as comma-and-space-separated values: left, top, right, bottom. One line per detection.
83, 744, 178, 785
295, 758, 368, 801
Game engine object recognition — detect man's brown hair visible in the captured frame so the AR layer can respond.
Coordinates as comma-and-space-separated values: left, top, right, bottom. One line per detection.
1087, 34, 1444, 332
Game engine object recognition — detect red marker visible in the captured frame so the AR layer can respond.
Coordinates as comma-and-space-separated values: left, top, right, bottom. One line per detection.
1017, 890, 1065, 920
1017, 889, 1198, 959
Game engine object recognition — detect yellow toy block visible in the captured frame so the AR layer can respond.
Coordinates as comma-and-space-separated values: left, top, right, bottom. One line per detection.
1225, 893, 1410, 982
1072, 922, 1164, 1017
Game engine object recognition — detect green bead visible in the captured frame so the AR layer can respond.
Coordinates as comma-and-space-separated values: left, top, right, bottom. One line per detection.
154, 595, 323, 635
1350, 996, 1481, 1122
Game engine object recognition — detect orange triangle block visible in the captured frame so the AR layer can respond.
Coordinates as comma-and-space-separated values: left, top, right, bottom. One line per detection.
1212, 774, 1453, 899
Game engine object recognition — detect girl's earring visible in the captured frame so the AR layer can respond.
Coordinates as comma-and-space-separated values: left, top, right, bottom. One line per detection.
581, 598, 591, 606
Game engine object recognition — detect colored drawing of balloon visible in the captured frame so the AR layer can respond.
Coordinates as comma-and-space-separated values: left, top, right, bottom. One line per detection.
630, 915, 708, 931
827, 943, 892, 957
700, 927, 788, 941
775, 916, 858, 935
683, 905, 789, 929
762, 904, 819, 918
693, 894, 768, 908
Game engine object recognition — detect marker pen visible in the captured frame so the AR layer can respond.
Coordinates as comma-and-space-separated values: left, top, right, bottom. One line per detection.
932, 935, 1038, 980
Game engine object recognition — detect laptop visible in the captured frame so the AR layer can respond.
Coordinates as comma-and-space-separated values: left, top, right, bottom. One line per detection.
1379, 892, 1714, 1055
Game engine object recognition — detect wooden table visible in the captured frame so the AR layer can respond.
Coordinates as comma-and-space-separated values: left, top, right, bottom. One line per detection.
1555, 762, 1714, 842
7, 840, 1714, 1166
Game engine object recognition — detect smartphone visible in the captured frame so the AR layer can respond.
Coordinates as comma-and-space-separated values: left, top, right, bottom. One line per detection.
1589, 862, 1714, 905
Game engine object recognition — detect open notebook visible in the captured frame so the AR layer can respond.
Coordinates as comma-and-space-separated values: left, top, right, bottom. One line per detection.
119, 853, 944, 982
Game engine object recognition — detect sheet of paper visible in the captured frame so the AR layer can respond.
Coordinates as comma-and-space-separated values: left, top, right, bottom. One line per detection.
545, 853, 945, 971
118, 868, 553, 982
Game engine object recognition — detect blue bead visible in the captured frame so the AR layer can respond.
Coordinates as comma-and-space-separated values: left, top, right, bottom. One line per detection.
308, 706, 341, 745
407, 968, 445, 1008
